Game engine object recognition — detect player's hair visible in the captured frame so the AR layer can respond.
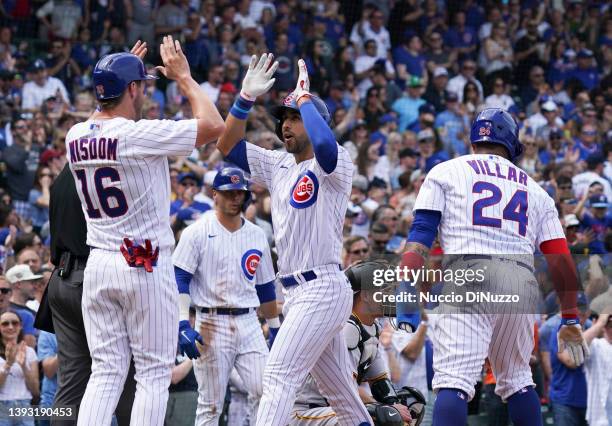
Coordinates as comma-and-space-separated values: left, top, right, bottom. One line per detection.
98, 80, 143, 111
372, 205, 395, 224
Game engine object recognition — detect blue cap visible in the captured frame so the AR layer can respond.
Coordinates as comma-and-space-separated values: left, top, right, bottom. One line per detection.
589, 194, 608, 208
419, 103, 436, 115
178, 172, 201, 186
93, 52, 157, 100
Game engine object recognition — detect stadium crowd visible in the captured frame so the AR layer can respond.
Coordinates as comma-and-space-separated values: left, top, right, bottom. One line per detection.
0, 0, 610, 425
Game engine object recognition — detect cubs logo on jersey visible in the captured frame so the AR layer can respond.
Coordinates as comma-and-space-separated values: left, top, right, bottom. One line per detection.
290, 170, 319, 209
241, 249, 262, 280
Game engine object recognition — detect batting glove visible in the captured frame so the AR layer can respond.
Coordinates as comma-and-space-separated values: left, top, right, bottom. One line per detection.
292, 59, 311, 103
178, 320, 204, 360
557, 318, 589, 366
240, 53, 279, 101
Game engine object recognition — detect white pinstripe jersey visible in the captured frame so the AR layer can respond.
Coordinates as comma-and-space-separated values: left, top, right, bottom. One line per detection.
414, 154, 564, 254
243, 142, 353, 275
66, 117, 197, 252
172, 212, 275, 308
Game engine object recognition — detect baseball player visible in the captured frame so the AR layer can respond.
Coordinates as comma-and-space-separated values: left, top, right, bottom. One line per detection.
217, 54, 372, 425
66, 36, 225, 426
290, 260, 426, 426
171, 167, 279, 425
398, 108, 589, 426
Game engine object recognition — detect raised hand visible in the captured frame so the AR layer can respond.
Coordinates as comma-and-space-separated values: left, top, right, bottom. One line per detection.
240, 53, 278, 101
293, 59, 311, 102
130, 40, 148, 61
156, 35, 191, 82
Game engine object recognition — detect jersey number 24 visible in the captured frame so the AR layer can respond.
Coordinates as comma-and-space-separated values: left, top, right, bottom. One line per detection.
472, 181, 528, 236
74, 167, 128, 218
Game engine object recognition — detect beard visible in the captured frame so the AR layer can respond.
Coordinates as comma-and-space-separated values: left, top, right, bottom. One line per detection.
284, 134, 309, 154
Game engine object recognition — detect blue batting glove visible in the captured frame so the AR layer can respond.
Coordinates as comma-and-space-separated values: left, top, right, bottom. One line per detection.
178, 320, 204, 359
268, 327, 280, 348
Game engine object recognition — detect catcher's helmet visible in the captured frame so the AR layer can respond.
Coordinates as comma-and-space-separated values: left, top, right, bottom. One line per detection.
270, 93, 332, 140
345, 259, 397, 294
470, 108, 523, 161
212, 167, 252, 210
92, 53, 157, 101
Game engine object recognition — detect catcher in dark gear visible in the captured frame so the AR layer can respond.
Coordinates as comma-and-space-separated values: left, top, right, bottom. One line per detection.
288, 260, 426, 425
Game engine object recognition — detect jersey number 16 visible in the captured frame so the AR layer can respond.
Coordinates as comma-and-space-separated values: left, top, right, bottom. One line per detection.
74, 167, 128, 218
472, 181, 528, 236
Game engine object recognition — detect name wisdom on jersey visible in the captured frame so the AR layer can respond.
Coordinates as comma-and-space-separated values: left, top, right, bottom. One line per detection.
373, 291, 520, 304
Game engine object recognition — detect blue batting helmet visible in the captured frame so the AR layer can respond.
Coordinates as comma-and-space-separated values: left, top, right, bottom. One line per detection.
271, 93, 332, 140
470, 108, 523, 161
212, 167, 252, 210
92, 53, 157, 101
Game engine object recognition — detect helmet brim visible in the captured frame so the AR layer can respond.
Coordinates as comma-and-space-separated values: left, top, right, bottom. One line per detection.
270, 105, 298, 122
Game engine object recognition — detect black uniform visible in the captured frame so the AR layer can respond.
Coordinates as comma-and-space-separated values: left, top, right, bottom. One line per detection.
35, 164, 135, 425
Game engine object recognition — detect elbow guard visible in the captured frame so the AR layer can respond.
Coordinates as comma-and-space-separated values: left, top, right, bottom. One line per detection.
371, 378, 399, 404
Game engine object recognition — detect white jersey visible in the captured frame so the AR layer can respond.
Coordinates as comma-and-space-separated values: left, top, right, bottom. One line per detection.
172, 212, 275, 308
242, 142, 353, 275
66, 117, 197, 252
414, 154, 564, 254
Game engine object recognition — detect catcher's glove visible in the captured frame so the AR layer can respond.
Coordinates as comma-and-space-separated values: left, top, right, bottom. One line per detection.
366, 403, 403, 426
396, 386, 426, 426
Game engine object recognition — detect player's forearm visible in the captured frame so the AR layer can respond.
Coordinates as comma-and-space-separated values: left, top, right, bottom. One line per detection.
400, 324, 427, 361
297, 98, 338, 174
217, 109, 248, 157
359, 387, 376, 404
541, 239, 579, 318
42, 355, 59, 378
171, 359, 193, 384
177, 77, 225, 147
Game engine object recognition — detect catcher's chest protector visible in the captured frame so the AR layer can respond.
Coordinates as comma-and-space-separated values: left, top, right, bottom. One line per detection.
347, 314, 381, 383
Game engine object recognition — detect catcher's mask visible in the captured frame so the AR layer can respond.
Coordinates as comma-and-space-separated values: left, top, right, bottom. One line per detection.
345, 259, 400, 320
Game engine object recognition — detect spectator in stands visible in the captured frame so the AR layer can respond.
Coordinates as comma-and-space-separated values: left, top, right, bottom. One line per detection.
444, 10, 477, 61
416, 128, 449, 172
124, 0, 157, 47
521, 66, 548, 110
392, 76, 425, 132
350, 6, 391, 60
155, 0, 188, 41
423, 67, 449, 113
583, 312, 611, 426
342, 236, 370, 268
424, 31, 455, 75
356, 138, 389, 185
539, 128, 579, 166
514, 20, 548, 87
407, 103, 435, 133
27, 165, 52, 235
447, 59, 483, 103
434, 91, 469, 157
575, 124, 602, 161
481, 21, 513, 86
355, 40, 395, 97
573, 193, 611, 255
518, 132, 541, 177
461, 80, 482, 119
46, 40, 81, 90
21, 60, 69, 110
0, 310, 39, 423
572, 154, 612, 200
199, 63, 224, 103
372, 205, 404, 252
567, 49, 599, 91
16, 250, 41, 279
37, 330, 58, 426
393, 33, 426, 88
0, 277, 11, 315
36, 0, 82, 41
483, 78, 515, 111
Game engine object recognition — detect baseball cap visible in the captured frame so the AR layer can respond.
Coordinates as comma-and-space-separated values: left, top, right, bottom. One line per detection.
39, 149, 62, 166
564, 214, 580, 227
549, 128, 563, 139
418, 103, 436, 115
352, 174, 369, 192
433, 67, 448, 78
6, 264, 43, 284
586, 153, 604, 168
30, 59, 47, 72
220, 82, 237, 94
577, 49, 594, 59
354, 119, 367, 129
368, 177, 387, 191
399, 147, 419, 159
379, 113, 396, 125
589, 194, 608, 208
445, 91, 459, 103
408, 76, 423, 88
178, 172, 201, 186
541, 100, 558, 112
417, 128, 435, 142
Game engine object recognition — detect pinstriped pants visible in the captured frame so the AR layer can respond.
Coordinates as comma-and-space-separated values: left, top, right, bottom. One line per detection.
77, 249, 178, 426
256, 265, 372, 426
193, 311, 268, 426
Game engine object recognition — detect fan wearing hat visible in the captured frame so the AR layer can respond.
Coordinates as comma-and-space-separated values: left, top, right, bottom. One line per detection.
538, 128, 579, 166
567, 49, 599, 91
21, 59, 70, 111
572, 153, 612, 201
5, 264, 42, 347
392, 76, 426, 132
416, 128, 449, 172
170, 172, 211, 225
423, 67, 450, 113
434, 92, 471, 156
573, 191, 611, 254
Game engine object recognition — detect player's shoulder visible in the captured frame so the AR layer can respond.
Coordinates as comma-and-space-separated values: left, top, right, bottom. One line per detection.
426, 155, 463, 176
241, 219, 267, 239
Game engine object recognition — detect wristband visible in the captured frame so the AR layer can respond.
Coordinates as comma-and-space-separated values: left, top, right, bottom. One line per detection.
230, 95, 255, 120
560, 317, 579, 326
267, 317, 281, 328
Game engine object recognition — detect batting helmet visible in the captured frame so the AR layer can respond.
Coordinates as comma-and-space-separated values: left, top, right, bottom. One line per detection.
212, 167, 252, 210
470, 108, 523, 161
92, 53, 157, 101
270, 93, 332, 140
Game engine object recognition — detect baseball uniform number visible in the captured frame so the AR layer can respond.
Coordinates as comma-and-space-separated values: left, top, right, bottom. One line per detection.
472, 181, 528, 236
74, 167, 129, 219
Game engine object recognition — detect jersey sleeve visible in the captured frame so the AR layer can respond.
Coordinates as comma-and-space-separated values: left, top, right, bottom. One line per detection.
128, 118, 197, 157
313, 144, 354, 193
172, 223, 202, 274
244, 141, 284, 188
535, 194, 565, 246
413, 165, 447, 213
254, 232, 276, 285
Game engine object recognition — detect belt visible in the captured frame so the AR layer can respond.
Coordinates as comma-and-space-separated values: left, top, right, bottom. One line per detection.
278, 265, 342, 288
460, 255, 534, 273
200, 307, 253, 315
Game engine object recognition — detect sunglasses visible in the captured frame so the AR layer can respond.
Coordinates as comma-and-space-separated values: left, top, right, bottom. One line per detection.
0, 288, 11, 294
181, 182, 197, 187
582, 130, 597, 136
0, 320, 19, 327
41, 173, 54, 177
14, 124, 28, 130
559, 185, 572, 190
350, 248, 369, 255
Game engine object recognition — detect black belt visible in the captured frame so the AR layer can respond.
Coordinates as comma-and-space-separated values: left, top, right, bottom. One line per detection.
279, 265, 342, 288
58, 252, 88, 278
200, 307, 253, 315
460, 255, 534, 273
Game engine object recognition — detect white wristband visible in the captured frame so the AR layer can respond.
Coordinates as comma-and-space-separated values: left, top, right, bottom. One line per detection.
267, 317, 281, 328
